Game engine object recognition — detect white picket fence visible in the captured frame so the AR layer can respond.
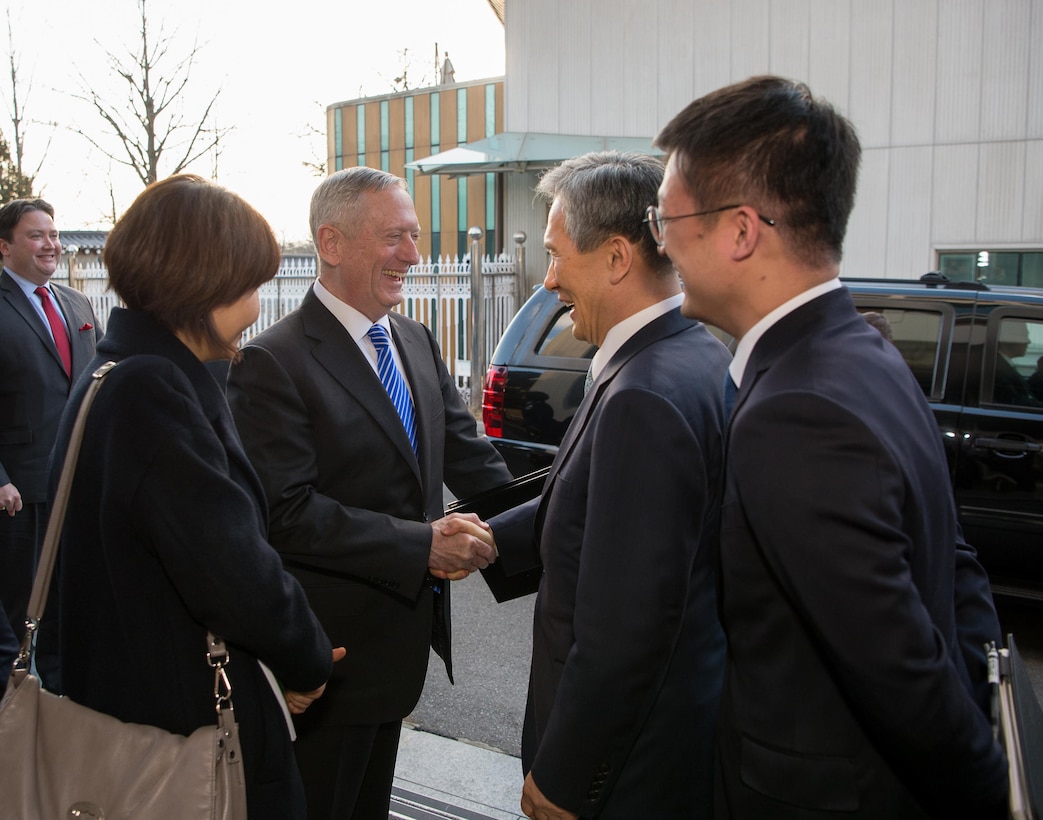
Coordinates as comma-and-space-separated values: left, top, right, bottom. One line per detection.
54, 253, 519, 396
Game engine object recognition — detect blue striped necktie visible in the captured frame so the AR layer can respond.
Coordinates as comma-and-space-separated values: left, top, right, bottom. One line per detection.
367, 324, 418, 453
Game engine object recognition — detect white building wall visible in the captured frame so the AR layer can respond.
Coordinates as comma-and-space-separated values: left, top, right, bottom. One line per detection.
503, 0, 1043, 280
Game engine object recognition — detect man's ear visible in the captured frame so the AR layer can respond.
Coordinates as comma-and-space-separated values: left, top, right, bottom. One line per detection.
606, 235, 634, 285
315, 224, 342, 266
730, 208, 763, 263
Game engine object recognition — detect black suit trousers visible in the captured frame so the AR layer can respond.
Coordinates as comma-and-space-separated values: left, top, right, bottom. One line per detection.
295, 721, 401, 820
0, 501, 46, 639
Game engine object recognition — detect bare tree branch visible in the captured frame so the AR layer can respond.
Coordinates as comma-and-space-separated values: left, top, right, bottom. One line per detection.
299, 100, 328, 178
69, 0, 231, 188
3, 9, 44, 194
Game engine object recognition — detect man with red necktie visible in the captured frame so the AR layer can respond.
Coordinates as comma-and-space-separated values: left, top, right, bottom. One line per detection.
0, 198, 98, 645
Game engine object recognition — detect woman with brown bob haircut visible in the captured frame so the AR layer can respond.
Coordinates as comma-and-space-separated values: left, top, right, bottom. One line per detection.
41, 174, 338, 819
104, 173, 281, 361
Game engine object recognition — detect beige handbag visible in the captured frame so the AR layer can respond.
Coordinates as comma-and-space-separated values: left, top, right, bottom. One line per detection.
0, 361, 248, 820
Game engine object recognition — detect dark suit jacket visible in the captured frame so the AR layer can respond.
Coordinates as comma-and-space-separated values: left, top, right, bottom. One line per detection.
716, 287, 1007, 819
42, 308, 332, 819
0, 270, 98, 641
226, 288, 512, 727
0, 595, 16, 690
0, 270, 98, 501
492, 309, 730, 819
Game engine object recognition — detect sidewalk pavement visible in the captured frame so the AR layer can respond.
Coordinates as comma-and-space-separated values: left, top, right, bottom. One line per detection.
391, 723, 527, 820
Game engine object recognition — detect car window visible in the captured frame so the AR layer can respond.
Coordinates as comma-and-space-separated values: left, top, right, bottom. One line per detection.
990, 317, 1043, 410
858, 307, 944, 398
537, 308, 596, 359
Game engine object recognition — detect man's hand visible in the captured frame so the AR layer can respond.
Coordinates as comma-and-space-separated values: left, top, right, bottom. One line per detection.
284, 646, 346, 715
0, 483, 22, 517
520, 772, 578, 820
428, 513, 497, 580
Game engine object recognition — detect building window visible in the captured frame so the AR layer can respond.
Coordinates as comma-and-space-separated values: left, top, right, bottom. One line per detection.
431, 175, 441, 261
458, 177, 468, 257
430, 93, 440, 151
486, 173, 496, 253
380, 100, 389, 171
334, 108, 343, 172
938, 250, 1043, 288
356, 107, 366, 166
485, 84, 496, 137
405, 97, 414, 150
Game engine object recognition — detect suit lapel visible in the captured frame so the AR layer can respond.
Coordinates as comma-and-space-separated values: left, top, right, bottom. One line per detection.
536, 310, 690, 532
732, 287, 853, 423
1, 272, 68, 377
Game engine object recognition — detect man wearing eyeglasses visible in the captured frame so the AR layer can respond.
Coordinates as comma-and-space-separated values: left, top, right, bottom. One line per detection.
653, 76, 1007, 819
490, 150, 730, 820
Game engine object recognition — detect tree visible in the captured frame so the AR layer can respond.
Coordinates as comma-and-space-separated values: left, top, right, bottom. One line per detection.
0, 129, 33, 202
3, 10, 44, 199
382, 48, 433, 94
299, 100, 327, 179
72, 0, 228, 188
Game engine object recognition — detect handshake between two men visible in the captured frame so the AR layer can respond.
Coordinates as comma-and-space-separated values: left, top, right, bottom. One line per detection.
428, 512, 498, 582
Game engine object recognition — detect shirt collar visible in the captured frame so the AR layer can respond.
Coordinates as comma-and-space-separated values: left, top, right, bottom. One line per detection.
590, 293, 683, 381
729, 278, 842, 386
313, 279, 390, 342
4, 267, 51, 300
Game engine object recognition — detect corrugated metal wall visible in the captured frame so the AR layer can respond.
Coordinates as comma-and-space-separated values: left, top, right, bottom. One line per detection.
504, 0, 1043, 279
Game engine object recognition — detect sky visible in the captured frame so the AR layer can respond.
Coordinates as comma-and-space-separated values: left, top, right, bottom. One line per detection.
4, 0, 505, 244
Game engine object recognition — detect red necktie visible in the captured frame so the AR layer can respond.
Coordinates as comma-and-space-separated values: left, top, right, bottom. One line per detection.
35, 286, 72, 377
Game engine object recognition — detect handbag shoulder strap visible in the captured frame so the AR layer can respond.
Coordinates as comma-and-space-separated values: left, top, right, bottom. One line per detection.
25, 361, 118, 630
16, 360, 235, 708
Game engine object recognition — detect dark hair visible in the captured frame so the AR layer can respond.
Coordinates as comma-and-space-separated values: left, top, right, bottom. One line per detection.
104, 175, 280, 359
655, 75, 861, 268
535, 151, 671, 275
309, 167, 407, 245
0, 198, 55, 242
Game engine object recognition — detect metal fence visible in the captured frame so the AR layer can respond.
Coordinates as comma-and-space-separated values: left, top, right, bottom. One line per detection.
53, 252, 519, 398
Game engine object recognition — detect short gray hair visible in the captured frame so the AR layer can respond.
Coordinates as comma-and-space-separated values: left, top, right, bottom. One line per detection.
309, 167, 407, 244
535, 151, 667, 271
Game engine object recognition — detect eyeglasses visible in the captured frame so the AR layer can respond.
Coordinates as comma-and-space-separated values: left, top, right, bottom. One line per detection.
643, 204, 776, 247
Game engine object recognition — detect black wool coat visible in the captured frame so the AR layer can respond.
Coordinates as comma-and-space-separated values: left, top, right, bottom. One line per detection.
41, 307, 332, 820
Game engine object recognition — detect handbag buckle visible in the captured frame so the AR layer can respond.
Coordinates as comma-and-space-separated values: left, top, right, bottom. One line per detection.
14, 618, 37, 672
207, 633, 233, 715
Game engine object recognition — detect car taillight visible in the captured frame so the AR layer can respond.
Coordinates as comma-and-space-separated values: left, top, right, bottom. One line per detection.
482, 365, 508, 438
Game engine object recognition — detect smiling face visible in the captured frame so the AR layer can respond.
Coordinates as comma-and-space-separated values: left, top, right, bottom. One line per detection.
542, 199, 612, 346
334, 186, 422, 322
657, 154, 733, 330
0, 209, 61, 285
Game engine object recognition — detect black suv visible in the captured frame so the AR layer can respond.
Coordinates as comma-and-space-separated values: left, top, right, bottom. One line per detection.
481, 276, 1043, 600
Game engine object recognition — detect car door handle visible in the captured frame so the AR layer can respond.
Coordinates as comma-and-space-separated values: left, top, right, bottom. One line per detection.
972, 437, 1042, 455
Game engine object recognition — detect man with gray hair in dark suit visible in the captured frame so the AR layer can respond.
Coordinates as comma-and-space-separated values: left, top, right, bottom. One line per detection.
227, 168, 512, 820
491, 151, 730, 820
